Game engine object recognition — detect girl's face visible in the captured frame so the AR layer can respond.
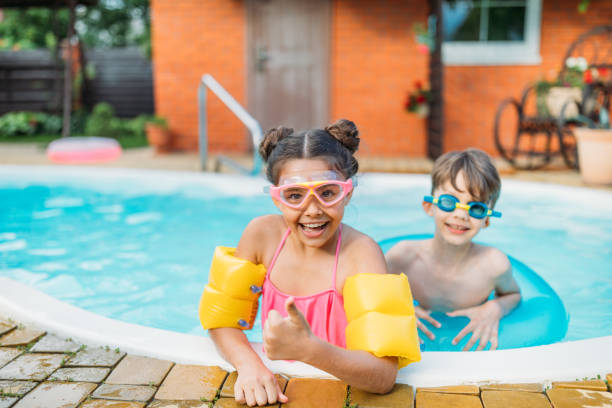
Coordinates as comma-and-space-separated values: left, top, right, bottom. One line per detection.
273, 158, 352, 248
423, 171, 489, 247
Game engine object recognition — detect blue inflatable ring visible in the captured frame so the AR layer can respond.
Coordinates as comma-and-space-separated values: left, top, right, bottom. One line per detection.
379, 234, 569, 351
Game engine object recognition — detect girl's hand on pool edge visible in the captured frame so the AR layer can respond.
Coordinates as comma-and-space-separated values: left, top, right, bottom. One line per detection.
234, 362, 288, 406
415, 306, 441, 342
263, 297, 316, 361
447, 300, 502, 351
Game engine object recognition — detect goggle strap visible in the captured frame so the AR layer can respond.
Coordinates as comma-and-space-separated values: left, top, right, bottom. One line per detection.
423, 195, 434, 203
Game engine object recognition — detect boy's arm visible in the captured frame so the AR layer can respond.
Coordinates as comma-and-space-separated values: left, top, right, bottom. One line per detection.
492, 258, 521, 317
447, 252, 520, 351
385, 242, 442, 340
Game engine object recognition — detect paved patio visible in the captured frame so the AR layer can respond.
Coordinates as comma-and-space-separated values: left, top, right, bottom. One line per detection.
0, 317, 611, 407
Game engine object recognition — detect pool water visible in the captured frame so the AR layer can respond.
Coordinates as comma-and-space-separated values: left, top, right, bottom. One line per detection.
1, 169, 611, 345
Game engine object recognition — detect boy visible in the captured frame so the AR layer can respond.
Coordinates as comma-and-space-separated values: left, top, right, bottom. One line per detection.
386, 148, 521, 351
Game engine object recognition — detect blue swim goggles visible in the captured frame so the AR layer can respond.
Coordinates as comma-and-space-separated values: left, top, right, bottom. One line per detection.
424, 194, 502, 219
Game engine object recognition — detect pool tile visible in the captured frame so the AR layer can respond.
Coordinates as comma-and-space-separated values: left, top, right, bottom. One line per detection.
415, 392, 482, 408
546, 388, 612, 408
350, 383, 414, 407
0, 396, 18, 408
92, 384, 156, 402
49, 367, 110, 382
105, 355, 173, 386
80, 400, 146, 408
0, 353, 65, 381
480, 383, 543, 393
219, 371, 287, 398
0, 380, 38, 395
155, 364, 227, 401
12, 381, 96, 408
0, 328, 45, 347
0, 320, 15, 337
147, 400, 209, 408
214, 397, 276, 407
551, 380, 608, 391
481, 390, 551, 408
148, 401, 209, 408
416, 385, 480, 395
282, 378, 347, 408
0, 348, 22, 368
66, 346, 125, 367
30, 334, 81, 353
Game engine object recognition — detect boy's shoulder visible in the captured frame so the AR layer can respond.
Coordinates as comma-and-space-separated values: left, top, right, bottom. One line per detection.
385, 239, 428, 271
473, 244, 511, 277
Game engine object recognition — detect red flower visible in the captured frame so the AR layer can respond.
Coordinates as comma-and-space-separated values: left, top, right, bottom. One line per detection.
416, 94, 426, 103
583, 69, 593, 84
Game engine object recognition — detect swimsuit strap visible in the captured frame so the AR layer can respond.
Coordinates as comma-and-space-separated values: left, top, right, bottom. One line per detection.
267, 227, 291, 278
332, 224, 342, 289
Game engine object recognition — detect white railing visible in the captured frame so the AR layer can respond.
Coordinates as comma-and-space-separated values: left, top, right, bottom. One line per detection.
198, 74, 263, 175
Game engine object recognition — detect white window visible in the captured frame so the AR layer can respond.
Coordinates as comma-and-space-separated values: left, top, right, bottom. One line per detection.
442, 0, 542, 66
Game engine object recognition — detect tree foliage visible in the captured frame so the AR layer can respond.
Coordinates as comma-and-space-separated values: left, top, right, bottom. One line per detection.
0, 0, 150, 54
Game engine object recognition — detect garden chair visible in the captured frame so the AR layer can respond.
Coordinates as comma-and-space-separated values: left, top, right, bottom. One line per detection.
494, 25, 612, 170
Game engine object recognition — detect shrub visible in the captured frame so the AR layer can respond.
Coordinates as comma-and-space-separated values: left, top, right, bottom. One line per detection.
0, 111, 63, 137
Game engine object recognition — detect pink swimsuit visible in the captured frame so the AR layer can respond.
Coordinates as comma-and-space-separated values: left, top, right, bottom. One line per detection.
261, 226, 348, 348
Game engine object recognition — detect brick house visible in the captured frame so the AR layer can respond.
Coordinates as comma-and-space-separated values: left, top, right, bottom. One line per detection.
150, 0, 611, 159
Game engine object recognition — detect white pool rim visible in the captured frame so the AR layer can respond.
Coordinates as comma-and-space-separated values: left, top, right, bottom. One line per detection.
2, 165, 611, 387
1, 277, 611, 387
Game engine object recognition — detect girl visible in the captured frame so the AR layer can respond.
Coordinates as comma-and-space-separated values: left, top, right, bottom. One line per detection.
209, 119, 400, 406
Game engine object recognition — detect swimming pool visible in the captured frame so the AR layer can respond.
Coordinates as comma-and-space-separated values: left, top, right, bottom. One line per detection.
1, 166, 611, 347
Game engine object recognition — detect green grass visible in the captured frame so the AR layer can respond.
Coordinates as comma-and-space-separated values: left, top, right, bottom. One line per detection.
0, 133, 149, 149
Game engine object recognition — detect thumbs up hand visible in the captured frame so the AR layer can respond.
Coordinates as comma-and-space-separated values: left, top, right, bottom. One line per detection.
263, 297, 315, 361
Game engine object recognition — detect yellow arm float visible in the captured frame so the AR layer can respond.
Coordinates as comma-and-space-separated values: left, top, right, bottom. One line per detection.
343, 273, 421, 368
199, 246, 266, 330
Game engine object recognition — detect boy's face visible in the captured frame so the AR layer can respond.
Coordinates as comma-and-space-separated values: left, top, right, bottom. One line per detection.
423, 171, 490, 246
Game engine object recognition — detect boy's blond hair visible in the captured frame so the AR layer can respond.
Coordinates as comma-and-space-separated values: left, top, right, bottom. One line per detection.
431, 148, 501, 208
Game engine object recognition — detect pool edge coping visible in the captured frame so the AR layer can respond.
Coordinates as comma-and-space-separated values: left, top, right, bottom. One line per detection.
1, 277, 610, 388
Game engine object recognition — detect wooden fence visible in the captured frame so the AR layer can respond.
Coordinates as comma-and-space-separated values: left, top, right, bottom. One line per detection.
84, 47, 154, 118
0, 47, 154, 118
0, 50, 64, 115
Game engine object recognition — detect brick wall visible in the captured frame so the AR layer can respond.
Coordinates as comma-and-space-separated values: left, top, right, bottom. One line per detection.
151, 0, 612, 157
444, 0, 612, 156
331, 0, 429, 157
151, 0, 247, 152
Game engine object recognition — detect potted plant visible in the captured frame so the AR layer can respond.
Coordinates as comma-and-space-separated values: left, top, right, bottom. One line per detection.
535, 57, 589, 118
573, 103, 612, 185
404, 81, 431, 118
145, 116, 171, 153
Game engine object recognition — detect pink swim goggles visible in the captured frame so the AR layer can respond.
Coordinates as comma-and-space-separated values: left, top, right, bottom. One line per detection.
265, 176, 354, 209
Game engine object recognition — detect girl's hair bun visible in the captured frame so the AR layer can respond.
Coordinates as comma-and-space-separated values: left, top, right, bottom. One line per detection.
325, 119, 359, 153
259, 126, 294, 161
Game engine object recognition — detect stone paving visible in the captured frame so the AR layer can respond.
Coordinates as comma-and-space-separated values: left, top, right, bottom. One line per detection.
0, 317, 610, 407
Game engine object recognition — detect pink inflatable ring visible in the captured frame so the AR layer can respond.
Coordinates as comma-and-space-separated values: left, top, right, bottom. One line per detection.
47, 137, 122, 164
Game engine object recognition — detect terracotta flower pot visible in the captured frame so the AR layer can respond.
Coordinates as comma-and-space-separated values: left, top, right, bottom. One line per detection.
146, 123, 171, 153
574, 127, 612, 185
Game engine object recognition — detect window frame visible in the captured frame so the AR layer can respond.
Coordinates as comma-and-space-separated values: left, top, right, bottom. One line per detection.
442, 0, 542, 66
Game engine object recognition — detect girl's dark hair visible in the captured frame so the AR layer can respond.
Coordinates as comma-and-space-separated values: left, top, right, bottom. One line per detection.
259, 119, 360, 184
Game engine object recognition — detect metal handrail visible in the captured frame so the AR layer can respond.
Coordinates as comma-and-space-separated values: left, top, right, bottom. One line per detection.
198, 74, 263, 175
